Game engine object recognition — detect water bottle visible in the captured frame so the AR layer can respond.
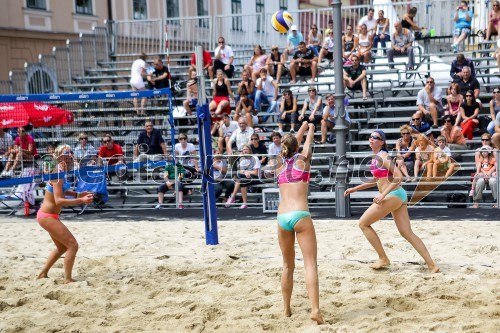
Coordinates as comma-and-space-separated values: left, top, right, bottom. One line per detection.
24, 201, 30, 216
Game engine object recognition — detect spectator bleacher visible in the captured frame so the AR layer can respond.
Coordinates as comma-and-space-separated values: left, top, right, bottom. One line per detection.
1, 7, 500, 214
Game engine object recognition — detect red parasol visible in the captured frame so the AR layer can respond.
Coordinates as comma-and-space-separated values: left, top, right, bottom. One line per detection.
0, 102, 74, 128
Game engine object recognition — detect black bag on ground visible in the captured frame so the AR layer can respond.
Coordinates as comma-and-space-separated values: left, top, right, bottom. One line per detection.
447, 192, 467, 208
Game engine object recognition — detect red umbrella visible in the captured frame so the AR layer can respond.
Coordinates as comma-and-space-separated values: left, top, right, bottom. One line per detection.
0, 103, 29, 128
0, 102, 74, 128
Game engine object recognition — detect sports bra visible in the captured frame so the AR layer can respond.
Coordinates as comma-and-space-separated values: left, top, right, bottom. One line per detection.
277, 154, 311, 185
358, 34, 370, 47
370, 151, 392, 178
45, 177, 71, 193
214, 79, 229, 97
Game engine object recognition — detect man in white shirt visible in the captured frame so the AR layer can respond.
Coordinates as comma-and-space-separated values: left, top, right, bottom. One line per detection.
216, 114, 239, 154
254, 68, 278, 122
213, 36, 235, 78
358, 8, 377, 34
416, 76, 443, 128
130, 52, 148, 115
227, 119, 254, 155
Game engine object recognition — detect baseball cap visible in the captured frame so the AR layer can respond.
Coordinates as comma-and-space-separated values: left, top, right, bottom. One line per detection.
290, 25, 298, 31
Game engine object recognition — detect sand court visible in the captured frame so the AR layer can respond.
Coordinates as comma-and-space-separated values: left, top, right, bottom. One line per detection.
0, 217, 499, 332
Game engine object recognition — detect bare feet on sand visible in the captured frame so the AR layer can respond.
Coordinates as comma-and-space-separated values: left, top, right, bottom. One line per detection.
428, 263, 440, 273
311, 311, 325, 325
284, 307, 292, 317
37, 273, 48, 279
369, 259, 390, 270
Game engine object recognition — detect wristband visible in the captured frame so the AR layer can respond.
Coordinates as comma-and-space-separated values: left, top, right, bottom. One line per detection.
76, 193, 80, 198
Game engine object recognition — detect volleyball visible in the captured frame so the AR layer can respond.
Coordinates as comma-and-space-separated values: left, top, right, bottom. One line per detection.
271, 10, 294, 33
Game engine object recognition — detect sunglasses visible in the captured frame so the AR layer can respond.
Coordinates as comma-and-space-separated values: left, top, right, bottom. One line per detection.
80, 137, 88, 140
426, 81, 434, 84
444, 119, 452, 123
179, 137, 187, 141
482, 138, 490, 141
308, 89, 316, 92
494, 91, 499, 94
466, 95, 473, 97
103, 139, 111, 143
401, 132, 410, 135
412, 118, 421, 121
62, 151, 73, 156
370, 135, 383, 141
218, 41, 225, 44
272, 48, 278, 51
251, 138, 259, 141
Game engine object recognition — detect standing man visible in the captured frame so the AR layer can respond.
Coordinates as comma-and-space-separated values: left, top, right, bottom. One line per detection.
213, 36, 234, 78
416, 76, 443, 128
130, 52, 148, 116
284, 25, 304, 61
134, 121, 167, 158
147, 56, 169, 89
387, 21, 415, 70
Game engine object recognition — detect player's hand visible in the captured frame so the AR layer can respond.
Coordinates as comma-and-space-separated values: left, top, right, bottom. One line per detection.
80, 194, 94, 205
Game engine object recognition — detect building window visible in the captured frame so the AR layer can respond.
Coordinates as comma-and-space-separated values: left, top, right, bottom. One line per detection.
75, 0, 92, 15
256, 0, 264, 33
133, 0, 147, 19
27, 0, 46, 10
231, 0, 242, 31
166, 0, 179, 18
197, 0, 208, 28
279, 0, 287, 11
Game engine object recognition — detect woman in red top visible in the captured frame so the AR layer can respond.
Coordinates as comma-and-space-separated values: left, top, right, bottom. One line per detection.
2, 127, 38, 177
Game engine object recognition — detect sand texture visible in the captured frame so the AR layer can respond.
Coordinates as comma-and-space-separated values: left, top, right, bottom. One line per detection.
0, 216, 499, 333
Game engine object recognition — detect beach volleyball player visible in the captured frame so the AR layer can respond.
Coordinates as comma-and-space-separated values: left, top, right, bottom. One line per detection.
273, 121, 324, 324
36, 145, 94, 283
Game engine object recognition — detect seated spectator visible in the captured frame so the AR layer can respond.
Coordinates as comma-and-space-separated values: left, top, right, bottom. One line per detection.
452, 1, 473, 53
216, 114, 238, 154
174, 133, 200, 209
459, 90, 480, 140
318, 29, 334, 65
98, 134, 124, 166
395, 124, 416, 181
413, 134, 434, 181
417, 76, 443, 128
476, 134, 493, 162
290, 41, 318, 83
266, 45, 286, 83
279, 89, 298, 133
343, 55, 368, 100
189, 45, 213, 80
182, 70, 198, 119
372, 10, 390, 56
2, 127, 38, 178
457, 66, 480, 99
213, 36, 235, 78
225, 144, 261, 209
244, 44, 268, 83
487, 87, 500, 135
0, 128, 13, 174
227, 118, 254, 156
441, 115, 467, 157
134, 121, 167, 158
450, 54, 475, 82
402, 6, 424, 33
209, 69, 234, 126
387, 21, 415, 70
471, 146, 498, 208
342, 24, 359, 63
254, 68, 278, 122
284, 25, 304, 62
432, 135, 457, 179
234, 92, 257, 128
155, 176, 174, 210
298, 86, 324, 125
358, 8, 376, 35
130, 52, 148, 116
307, 24, 323, 54
212, 148, 234, 204
410, 111, 434, 142
73, 132, 97, 164
236, 69, 255, 103
250, 133, 268, 166
445, 82, 463, 121
267, 131, 282, 160
486, 1, 500, 41
356, 24, 373, 64
320, 94, 351, 144
147, 56, 169, 90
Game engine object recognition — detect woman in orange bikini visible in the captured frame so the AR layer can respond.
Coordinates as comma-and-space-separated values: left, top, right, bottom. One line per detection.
36, 144, 93, 283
